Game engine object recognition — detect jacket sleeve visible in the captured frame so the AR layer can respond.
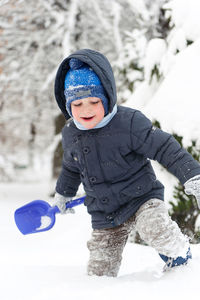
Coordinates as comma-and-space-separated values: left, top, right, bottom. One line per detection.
55, 155, 81, 197
130, 110, 200, 184
55, 126, 81, 197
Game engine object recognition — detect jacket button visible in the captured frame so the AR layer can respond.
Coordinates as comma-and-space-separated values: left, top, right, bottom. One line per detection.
83, 147, 90, 154
101, 197, 109, 204
90, 176, 97, 183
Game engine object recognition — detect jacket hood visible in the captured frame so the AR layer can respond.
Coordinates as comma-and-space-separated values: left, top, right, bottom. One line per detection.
54, 49, 117, 120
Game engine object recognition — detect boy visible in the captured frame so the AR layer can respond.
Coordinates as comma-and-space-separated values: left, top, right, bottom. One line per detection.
54, 49, 200, 276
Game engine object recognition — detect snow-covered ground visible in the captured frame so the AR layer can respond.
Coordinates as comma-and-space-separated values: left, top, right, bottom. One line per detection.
1, 182, 200, 300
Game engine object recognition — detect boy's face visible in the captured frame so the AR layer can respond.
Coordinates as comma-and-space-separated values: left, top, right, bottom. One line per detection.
71, 97, 105, 129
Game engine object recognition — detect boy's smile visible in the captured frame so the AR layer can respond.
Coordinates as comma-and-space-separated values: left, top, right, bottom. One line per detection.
71, 97, 105, 129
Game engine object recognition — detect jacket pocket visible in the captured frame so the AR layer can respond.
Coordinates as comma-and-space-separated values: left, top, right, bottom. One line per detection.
84, 195, 100, 213
84, 195, 118, 214
119, 174, 154, 205
84, 195, 95, 206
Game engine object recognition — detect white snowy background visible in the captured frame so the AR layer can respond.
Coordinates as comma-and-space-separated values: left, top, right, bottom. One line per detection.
1, 0, 200, 299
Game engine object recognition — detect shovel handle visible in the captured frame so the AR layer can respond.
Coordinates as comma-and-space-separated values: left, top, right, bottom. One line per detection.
65, 196, 85, 209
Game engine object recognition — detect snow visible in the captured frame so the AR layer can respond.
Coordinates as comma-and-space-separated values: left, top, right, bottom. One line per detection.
125, 31, 200, 145
165, 0, 200, 42
1, 182, 200, 300
128, 38, 200, 146
144, 38, 167, 81
36, 216, 52, 231
125, 0, 200, 148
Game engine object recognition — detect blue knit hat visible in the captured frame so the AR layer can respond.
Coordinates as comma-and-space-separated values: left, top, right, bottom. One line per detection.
64, 58, 109, 116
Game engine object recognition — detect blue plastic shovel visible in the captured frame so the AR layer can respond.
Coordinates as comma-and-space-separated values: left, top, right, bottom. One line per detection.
14, 196, 85, 235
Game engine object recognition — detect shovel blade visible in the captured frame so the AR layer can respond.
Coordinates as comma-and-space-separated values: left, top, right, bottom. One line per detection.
14, 200, 56, 235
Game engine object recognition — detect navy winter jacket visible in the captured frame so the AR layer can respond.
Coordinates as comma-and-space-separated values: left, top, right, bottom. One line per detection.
54, 49, 200, 229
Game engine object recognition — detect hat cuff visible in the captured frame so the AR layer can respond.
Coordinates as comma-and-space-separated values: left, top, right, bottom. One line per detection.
64, 85, 105, 101
65, 85, 108, 116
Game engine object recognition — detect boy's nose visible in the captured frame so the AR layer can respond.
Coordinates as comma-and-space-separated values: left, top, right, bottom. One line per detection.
82, 105, 92, 114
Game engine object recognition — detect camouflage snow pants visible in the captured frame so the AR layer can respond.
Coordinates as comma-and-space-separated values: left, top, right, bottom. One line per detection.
87, 199, 189, 277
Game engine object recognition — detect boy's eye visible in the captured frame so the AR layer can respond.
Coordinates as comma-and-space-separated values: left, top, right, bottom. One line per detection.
91, 101, 100, 104
72, 102, 82, 107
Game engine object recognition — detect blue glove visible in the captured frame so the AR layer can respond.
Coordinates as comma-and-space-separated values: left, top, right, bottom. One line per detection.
184, 175, 200, 209
52, 192, 75, 214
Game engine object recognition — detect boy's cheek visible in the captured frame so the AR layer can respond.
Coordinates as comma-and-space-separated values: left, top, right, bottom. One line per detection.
71, 107, 79, 118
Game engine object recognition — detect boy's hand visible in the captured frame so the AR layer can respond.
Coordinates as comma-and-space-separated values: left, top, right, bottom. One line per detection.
52, 192, 75, 214
184, 175, 200, 209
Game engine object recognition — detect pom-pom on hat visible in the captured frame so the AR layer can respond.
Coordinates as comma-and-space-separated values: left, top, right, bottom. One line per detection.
64, 58, 109, 116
